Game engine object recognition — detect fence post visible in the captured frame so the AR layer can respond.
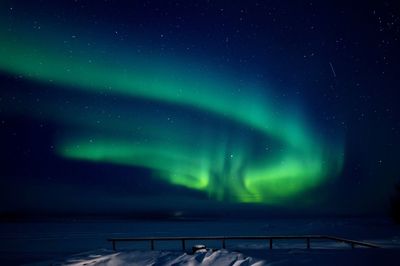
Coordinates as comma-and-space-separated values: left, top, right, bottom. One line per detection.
112, 240, 116, 251
151, 240, 155, 250
269, 238, 273, 249
182, 239, 186, 251
222, 239, 226, 249
307, 237, 310, 249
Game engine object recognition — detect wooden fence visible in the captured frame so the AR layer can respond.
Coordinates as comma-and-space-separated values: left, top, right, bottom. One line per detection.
107, 235, 380, 251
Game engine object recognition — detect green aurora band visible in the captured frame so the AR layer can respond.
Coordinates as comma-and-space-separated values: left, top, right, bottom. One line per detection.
0, 25, 344, 205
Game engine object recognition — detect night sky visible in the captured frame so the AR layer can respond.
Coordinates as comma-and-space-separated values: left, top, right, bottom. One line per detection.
1, 1, 399, 218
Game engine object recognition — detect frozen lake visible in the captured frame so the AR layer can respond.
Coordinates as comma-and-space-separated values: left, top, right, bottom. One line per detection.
1, 218, 399, 265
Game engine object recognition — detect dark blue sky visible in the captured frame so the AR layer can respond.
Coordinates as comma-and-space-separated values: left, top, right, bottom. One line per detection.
0, 0, 399, 218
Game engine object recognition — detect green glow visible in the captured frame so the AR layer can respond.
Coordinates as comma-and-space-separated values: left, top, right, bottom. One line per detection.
0, 25, 344, 205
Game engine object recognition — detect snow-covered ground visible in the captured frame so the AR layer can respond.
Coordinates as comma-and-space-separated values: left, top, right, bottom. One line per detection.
1, 218, 399, 265
31, 247, 400, 266
48, 249, 266, 266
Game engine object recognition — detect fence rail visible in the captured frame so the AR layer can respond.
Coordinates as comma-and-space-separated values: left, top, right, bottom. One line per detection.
107, 235, 380, 251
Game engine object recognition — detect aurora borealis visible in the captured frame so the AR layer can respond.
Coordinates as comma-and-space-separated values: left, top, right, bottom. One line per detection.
1, 1, 399, 216
0, 9, 344, 204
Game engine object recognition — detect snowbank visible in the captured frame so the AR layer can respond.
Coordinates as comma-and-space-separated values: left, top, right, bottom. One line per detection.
53, 249, 266, 266
41, 247, 400, 266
